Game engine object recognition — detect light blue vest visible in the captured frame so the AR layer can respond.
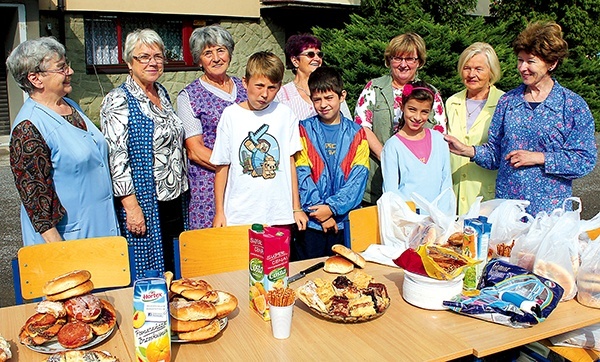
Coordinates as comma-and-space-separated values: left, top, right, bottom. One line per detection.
12, 97, 119, 245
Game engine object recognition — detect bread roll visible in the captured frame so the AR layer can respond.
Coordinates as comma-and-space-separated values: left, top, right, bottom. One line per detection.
43, 270, 91, 296
176, 318, 221, 341
43, 350, 119, 362
331, 244, 366, 268
90, 299, 117, 335
534, 260, 576, 300
324, 256, 354, 274
170, 316, 212, 333
213, 291, 238, 318
46, 280, 95, 301
169, 300, 217, 321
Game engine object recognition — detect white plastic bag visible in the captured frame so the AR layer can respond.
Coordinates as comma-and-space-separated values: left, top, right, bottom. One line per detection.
509, 210, 561, 270
533, 198, 582, 301
411, 188, 460, 244
377, 192, 426, 249
485, 199, 531, 259
577, 238, 600, 308
549, 323, 600, 350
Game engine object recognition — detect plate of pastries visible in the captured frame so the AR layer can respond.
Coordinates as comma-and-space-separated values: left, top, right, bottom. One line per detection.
164, 272, 238, 342
296, 245, 391, 323
19, 270, 118, 355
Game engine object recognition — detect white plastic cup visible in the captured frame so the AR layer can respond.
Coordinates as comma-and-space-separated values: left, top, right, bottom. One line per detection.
269, 302, 294, 339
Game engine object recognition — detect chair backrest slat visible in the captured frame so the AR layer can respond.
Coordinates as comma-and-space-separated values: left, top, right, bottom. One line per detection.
15, 236, 132, 303
177, 225, 251, 278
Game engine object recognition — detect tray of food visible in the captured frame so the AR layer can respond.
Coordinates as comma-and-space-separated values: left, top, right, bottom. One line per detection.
296, 270, 390, 323
19, 270, 118, 354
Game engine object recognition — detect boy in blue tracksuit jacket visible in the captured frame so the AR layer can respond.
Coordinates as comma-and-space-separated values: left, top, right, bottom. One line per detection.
293, 67, 370, 260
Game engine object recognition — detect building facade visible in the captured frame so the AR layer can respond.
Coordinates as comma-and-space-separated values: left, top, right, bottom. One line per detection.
1, 0, 359, 132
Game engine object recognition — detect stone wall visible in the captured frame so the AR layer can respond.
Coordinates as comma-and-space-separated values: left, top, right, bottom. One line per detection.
64, 14, 287, 123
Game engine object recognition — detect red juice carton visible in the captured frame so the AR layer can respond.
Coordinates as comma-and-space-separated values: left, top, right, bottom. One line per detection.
249, 224, 290, 321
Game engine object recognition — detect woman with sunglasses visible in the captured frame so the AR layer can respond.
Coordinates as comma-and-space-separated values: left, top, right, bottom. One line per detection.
276, 34, 352, 120
354, 33, 446, 206
6, 37, 119, 246
101, 29, 188, 279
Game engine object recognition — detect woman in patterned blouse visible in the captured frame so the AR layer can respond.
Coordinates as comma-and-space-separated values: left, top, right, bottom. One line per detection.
7, 37, 119, 246
101, 29, 188, 279
445, 21, 597, 216
177, 25, 247, 229
354, 33, 447, 205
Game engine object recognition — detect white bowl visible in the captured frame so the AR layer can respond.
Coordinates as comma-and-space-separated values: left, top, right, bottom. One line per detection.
402, 270, 464, 310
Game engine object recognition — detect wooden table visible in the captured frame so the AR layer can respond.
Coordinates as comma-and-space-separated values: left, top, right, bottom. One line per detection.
3, 258, 600, 361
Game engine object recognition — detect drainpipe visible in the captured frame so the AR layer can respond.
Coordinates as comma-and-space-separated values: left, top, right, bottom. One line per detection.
57, 0, 66, 46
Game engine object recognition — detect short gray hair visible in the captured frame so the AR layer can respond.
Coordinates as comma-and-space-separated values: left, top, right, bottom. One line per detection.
189, 25, 235, 66
123, 29, 165, 64
6, 37, 66, 94
457, 42, 502, 85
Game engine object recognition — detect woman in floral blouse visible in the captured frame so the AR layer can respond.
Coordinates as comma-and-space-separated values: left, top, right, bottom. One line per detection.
354, 33, 446, 205
101, 29, 188, 278
445, 21, 597, 216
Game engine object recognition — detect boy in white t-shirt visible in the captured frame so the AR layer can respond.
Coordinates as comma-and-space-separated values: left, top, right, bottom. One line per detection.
210, 51, 308, 230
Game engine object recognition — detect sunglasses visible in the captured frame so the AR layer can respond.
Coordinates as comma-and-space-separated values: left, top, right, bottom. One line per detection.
298, 51, 324, 59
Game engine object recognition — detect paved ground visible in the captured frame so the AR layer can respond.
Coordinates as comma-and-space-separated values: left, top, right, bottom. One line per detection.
1, 135, 599, 307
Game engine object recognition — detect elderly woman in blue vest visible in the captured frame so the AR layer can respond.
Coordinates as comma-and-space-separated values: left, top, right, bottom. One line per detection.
6, 37, 119, 246
101, 29, 188, 279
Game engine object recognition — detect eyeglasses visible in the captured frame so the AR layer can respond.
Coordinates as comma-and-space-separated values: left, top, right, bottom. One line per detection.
390, 56, 419, 65
298, 51, 324, 59
132, 54, 166, 65
37, 59, 71, 75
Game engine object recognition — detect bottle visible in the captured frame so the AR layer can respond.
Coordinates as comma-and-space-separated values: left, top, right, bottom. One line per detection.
133, 270, 171, 362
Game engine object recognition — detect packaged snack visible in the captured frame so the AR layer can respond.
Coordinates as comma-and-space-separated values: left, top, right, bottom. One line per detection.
249, 224, 290, 321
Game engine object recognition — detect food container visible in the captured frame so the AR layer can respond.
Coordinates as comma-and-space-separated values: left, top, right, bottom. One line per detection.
402, 270, 464, 310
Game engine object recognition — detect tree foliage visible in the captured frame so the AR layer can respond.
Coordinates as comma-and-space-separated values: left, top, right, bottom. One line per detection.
314, 0, 600, 130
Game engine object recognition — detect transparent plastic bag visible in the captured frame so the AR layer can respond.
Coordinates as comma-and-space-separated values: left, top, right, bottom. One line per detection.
576, 239, 600, 308
533, 198, 582, 301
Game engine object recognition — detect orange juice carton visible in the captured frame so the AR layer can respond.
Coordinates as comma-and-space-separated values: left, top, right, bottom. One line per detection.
462, 217, 491, 295
133, 271, 171, 362
249, 224, 290, 321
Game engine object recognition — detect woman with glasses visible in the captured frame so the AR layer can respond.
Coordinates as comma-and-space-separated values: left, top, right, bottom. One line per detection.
354, 33, 446, 206
101, 29, 188, 279
6, 37, 119, 245
276, 33, 352, 120
446, 42, 504, 215
176, 25, 247, 229
445, 21, 596, 216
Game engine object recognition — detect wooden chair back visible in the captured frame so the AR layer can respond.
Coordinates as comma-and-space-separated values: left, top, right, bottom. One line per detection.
348, 206, 380, 252
175, 225, 252, 279
15, 236, 132, 303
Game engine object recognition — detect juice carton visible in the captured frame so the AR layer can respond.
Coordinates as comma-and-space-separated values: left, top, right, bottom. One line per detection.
249, 224, 290, 321
462, 218, 492, 295
133, 271, 171, 362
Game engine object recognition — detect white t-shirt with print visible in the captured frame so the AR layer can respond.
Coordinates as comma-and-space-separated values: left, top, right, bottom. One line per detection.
210, 101, 301, 226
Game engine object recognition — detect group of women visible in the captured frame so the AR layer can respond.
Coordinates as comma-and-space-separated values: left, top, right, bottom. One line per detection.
6, 20, 596, 279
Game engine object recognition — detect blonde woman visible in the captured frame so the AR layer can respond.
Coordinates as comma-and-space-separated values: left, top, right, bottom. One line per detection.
446, 42, 504, 214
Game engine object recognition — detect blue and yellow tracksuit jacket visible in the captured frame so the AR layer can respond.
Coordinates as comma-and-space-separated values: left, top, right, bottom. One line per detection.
295, 115, 370, 230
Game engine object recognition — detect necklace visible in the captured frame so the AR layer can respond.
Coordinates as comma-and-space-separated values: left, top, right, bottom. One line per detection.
202, 74, 232, 93
466, 99, 485, 118
294, 82, 311, 97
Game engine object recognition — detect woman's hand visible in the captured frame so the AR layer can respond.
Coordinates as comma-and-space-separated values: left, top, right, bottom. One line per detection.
212, 212, 227, 228
506, 150, 545, 168
120, 195, 146, 236
444, 134, 475, 158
